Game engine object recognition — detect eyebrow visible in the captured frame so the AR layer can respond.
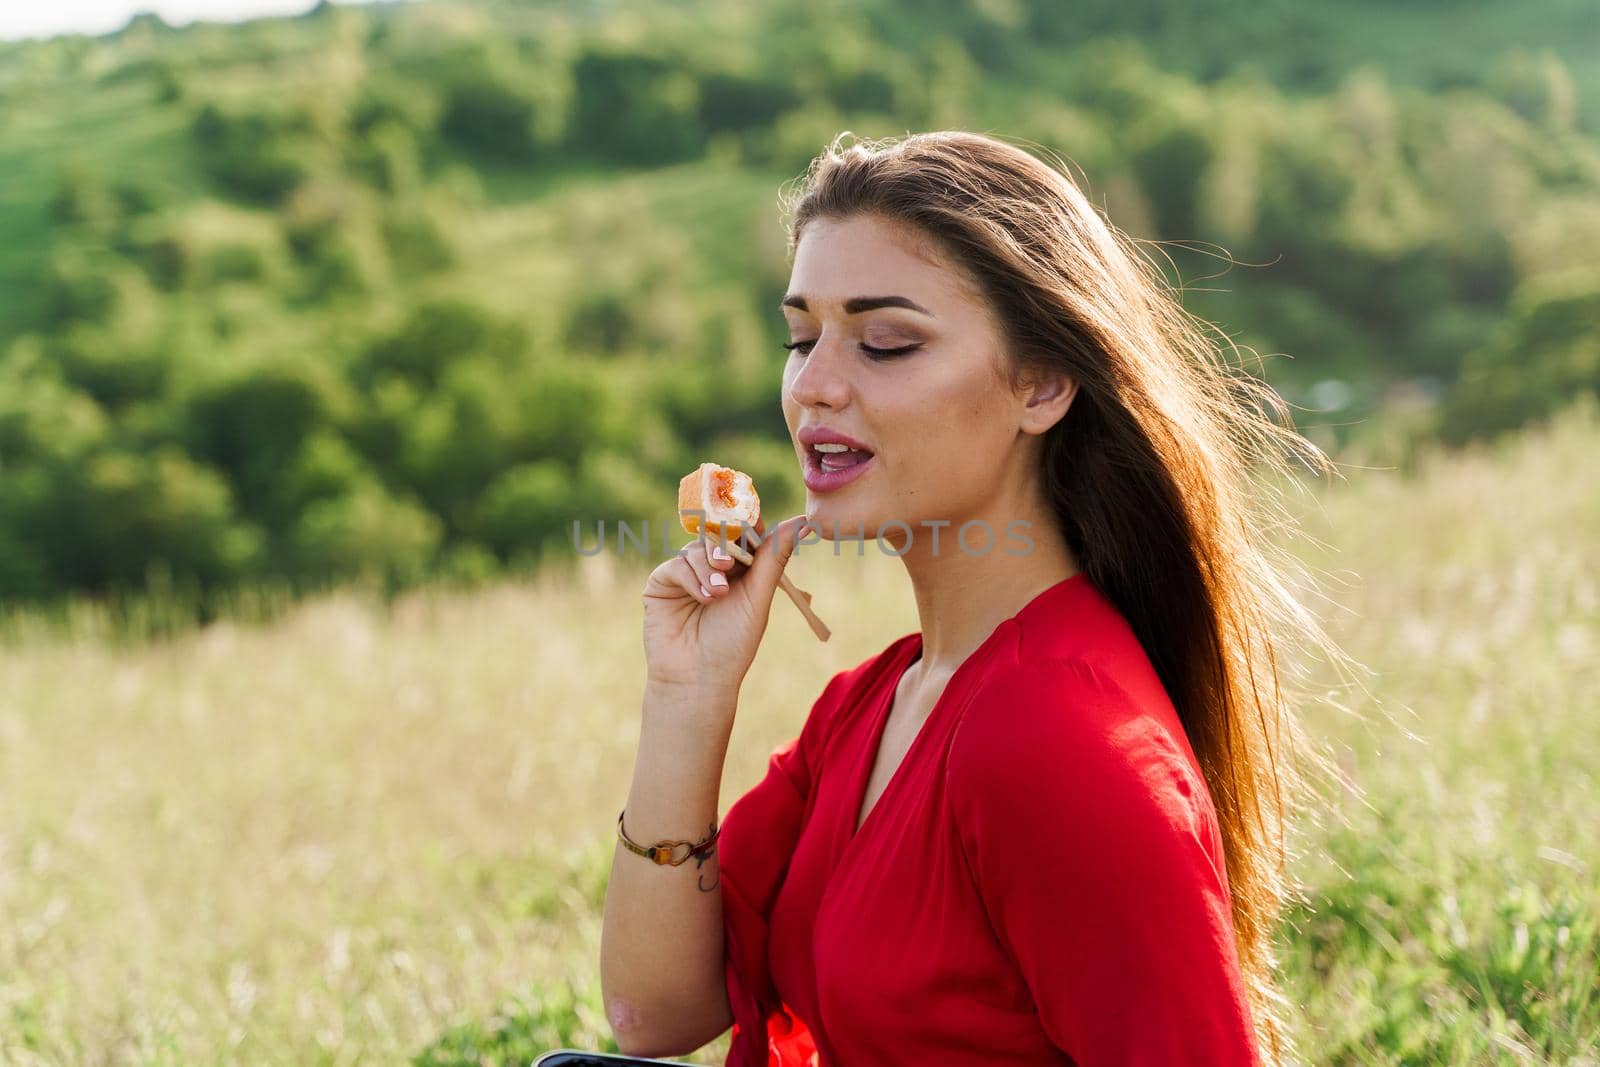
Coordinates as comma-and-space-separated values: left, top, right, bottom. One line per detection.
780, 294, 935, 318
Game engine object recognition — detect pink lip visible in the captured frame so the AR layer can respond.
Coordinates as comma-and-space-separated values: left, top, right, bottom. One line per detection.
802, 445, 874, 493
798, 425, 874, 452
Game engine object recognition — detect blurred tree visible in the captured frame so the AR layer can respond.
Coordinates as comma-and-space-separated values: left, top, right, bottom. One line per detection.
5, 0, 1600, 610
1485, 48, 1577, 132
183, 360, 351, 529
1442, 271, 1600, 442
355, 298, 526, 390
50, 162, 118, 228
281, 196, 371, 305
349, 74, 440, 140
346, 119, 424, 195
395, 356, 522, 532
1246, 122, 1358, 284
512, 362, 612, 469
45, 326, 173, 412
202, 242, 269, 285
440, 67, 543, 162
569, 44, 708, 166
562, 282, 642, 355
31, 446, 265, 594
265, 430, 377, 539
1125, 88, 1215, 239
122, 228, 196, 292
111, 179, 163, 218
380, 201, 457, 276
0, 347, 108, 466
39, 252, 123, 330
190, 100, 312, 205
472, 458, 570, 562
0, 520, 56, 599
696, 67, 804, 134
288, 482, 441, 587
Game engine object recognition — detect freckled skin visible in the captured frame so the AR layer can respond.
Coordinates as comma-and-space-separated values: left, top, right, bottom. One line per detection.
780, 214, 1042, 550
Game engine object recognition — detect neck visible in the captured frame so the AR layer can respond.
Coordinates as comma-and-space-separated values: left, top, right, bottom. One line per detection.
898, 478, 1079, 676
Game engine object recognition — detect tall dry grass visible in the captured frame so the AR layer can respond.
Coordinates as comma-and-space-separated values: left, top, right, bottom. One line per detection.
1, 397, 1597, 1064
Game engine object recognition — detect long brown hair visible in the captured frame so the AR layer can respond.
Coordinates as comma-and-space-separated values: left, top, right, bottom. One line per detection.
781, 129, 1359, 1063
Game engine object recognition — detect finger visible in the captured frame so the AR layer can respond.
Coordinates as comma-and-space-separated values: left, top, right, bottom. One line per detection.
669, 554, 717, 603
678, 539, 729, 598
745, 514, 810, 600
730, 519, 763, 562
677, 539, 712, 586
704, 531, 737, 573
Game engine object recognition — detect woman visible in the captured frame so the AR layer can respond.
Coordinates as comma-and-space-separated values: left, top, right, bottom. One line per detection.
601, 130, 1344, 1066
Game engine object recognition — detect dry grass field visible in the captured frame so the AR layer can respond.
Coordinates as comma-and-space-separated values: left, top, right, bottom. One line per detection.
2, 398, 1597, 1065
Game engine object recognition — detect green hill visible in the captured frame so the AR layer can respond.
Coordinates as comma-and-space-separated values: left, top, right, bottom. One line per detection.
0, 0, 1597, 611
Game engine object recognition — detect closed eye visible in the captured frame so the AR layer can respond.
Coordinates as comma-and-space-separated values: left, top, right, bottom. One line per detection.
782, 340, 921, 360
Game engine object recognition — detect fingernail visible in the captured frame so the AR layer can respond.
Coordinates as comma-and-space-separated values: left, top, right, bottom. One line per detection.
711, 545, 730, 561
709, 572, 727, 588
699, 583, 711, 598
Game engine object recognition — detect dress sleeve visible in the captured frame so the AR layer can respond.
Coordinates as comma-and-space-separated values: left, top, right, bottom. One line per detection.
718, 668, 850, 1067
947, 656, 1262, 1067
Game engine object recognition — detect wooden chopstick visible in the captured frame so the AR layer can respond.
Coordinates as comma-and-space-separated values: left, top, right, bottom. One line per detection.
719, 526, 830, 642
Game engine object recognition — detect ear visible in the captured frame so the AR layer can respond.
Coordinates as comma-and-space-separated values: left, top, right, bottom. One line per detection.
1019, 373, 1077, 435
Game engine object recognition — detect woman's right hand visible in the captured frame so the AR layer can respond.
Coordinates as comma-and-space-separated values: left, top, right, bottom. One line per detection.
641, 513, 813, 697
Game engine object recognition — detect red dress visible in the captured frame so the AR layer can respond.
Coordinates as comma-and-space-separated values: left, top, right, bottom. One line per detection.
717, 572, 1262, 1066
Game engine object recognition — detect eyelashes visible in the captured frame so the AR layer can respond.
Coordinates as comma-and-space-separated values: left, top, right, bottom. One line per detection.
782, 340, 922, 360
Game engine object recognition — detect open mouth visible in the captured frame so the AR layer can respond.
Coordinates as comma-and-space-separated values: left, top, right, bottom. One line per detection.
812, 444, 876, 473
812, 445, 874, 472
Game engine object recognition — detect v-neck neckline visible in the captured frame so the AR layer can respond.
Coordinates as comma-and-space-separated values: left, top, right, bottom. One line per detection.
843, 629, 979, 847
849, 637, 923, 839
842, 572, 1093, 850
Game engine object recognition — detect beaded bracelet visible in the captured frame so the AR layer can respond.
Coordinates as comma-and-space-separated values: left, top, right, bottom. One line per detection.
617, 808, 721, 866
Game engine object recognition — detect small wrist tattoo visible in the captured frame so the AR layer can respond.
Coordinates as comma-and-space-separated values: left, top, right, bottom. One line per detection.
694, 821, 720, 891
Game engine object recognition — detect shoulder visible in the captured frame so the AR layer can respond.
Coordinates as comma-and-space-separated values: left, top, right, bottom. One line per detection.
948, 653, 1216, 856
951, 654, 1173, 777
959, 574, 1208, 803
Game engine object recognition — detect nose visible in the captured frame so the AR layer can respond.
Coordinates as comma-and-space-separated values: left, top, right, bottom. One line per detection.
785, 331, 852, 411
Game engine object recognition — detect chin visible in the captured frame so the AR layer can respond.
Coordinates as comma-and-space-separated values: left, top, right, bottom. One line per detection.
803, 498, 897, 545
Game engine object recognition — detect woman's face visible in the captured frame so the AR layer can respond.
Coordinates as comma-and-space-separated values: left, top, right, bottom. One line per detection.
780, 213, 1069, 552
